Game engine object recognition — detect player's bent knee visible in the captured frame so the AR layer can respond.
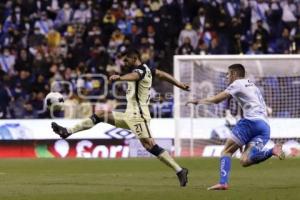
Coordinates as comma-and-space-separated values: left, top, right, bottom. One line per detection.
142, 142, 152, 150
140, 138, 155, 150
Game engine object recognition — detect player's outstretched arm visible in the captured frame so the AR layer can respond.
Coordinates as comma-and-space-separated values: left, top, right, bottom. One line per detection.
155, 69, 190, 91
186, 91, 231, 105
109, 72, 140, 82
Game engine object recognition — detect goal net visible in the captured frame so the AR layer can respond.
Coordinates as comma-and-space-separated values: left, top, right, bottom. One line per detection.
173, 55, 300, 157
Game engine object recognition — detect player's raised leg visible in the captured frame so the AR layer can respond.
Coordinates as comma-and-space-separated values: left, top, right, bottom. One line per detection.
207, 139, 240, 190
51, 110, 115, 138
240, 142, 285, 167
139, 137, 188, 187
239, 120, 285, 167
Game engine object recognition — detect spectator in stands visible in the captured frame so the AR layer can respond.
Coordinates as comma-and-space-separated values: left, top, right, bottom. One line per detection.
281, 0, 298, 29
207, 37, 226, 55
227, 17, 245, 54
87, 38, 110, 74
10, 82, 27, 118
267, 0, 283, 40
177, 37, 194, 55
47, 28, 61, 48
249, 0, 270, 32
32, 51, 49, 77
54, 2, 74, 29
246, 41, 263, 54
0, 47, 15, 75
232, 33, 245, 54
240, 5, 251, 33
108, 29, 125, 57
117, 15, 133, 36
73, 2, 92, 24
46, 0, 61, 19
146, 25, 161, 50
28, 27, 46, 47
253, 20, 269, 53
225, 0, 241, 18
15, 48, 32, 73
178, 23, 198, 49
192, 7, 209, 34
69, 37, 88, 67
194, 39, 208, 55
26, 0, 49, 16
129, 24, 142, 48
275, 27, 292, 54
102, 9, 116, 36
34, 12, 54, 36
199, 21, 217, 48
10, 5, 24, 30
1, 0, 300, 119
0, 77, 13, 119
23, 101, 38, 119
215, 5, 232, 54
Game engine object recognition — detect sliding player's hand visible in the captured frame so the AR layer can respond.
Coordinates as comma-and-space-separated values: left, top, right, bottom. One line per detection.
109, 75, 121, 81
178, 83, 190, 91
185, 99, 199, 106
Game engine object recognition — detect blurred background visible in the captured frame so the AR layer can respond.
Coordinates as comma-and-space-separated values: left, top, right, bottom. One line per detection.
0, 0, 300, 158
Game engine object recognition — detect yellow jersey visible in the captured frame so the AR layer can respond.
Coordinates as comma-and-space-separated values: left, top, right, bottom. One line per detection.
125, 64, 155, 120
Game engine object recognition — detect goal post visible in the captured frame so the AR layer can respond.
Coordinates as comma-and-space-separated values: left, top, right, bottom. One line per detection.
173, 55, 300, 157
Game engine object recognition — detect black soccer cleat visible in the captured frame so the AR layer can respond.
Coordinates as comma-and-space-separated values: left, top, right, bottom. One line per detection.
51, 122, 71, 139
176, 168, 189, 187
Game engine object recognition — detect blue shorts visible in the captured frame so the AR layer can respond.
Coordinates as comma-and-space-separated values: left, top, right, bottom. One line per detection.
231, 119, 270, 148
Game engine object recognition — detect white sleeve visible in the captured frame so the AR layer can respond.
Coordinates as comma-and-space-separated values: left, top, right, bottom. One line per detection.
225, 81, 240, 97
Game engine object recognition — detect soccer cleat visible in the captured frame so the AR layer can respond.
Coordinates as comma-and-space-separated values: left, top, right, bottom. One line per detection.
176, 168, 188, 187
51, 122, 71, 139
207, 183, 229, 190
272, 143, 285, 160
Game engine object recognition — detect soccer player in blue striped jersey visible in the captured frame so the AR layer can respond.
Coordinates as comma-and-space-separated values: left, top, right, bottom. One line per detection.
51, 49, 190, 187
187, 63, 285, 190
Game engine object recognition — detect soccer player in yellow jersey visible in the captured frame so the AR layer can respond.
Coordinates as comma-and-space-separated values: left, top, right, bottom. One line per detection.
51, 50, 190, 186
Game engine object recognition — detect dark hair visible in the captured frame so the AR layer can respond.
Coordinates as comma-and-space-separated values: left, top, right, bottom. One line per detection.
228, 63, 245, 77
125, 49, 141, 60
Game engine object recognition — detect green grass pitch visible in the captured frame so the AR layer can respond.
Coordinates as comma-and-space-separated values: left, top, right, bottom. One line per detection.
0, 158, 299, 200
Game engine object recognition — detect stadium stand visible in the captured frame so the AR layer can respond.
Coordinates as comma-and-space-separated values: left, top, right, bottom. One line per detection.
0, 0, 299, 119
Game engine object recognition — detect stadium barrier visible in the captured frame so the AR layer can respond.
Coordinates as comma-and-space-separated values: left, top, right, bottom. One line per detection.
0, 119, 299, 158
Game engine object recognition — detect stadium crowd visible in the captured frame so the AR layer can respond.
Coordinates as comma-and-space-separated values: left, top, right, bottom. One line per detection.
0, 0, 300, 119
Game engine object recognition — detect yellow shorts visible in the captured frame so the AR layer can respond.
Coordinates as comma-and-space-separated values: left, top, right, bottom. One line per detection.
112, 111, 152, 138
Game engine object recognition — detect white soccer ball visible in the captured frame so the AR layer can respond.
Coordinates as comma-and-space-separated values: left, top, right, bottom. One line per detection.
45, 92, 64, 110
